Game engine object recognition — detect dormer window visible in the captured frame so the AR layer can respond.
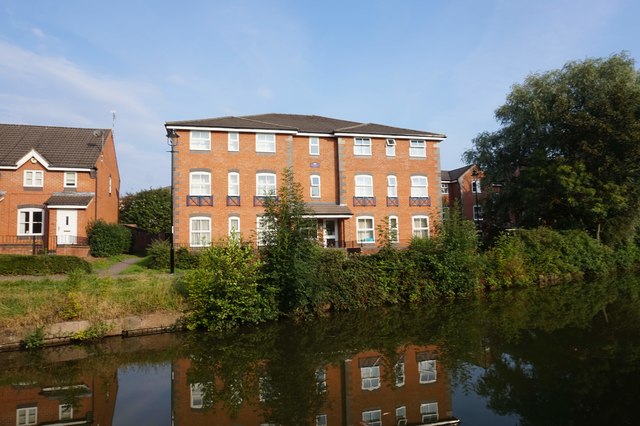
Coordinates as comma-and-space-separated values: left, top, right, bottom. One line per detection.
64, 172, 77, 188
24, 170, 43, 187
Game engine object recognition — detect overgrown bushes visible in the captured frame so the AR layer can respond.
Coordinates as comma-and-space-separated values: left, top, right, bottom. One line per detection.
87, 220, 131, 257
0, 254, 92, 275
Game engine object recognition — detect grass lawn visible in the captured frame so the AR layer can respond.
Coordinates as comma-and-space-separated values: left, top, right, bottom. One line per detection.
0, 265, 186, 330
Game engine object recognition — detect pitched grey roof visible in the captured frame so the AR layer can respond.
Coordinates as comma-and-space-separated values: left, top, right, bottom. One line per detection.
441, 165, 474, 182
167, 113, 445, 138
45, 192, 95, 207
0, 124, 110, 168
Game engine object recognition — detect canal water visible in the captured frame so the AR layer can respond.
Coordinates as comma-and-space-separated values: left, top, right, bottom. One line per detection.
1, 275, 639, 426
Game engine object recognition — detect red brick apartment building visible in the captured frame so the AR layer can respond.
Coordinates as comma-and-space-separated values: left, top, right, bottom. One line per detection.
172, 345, 459, 425
0, 124, 120, 256
165, 114, 445, 249
441, 164, 483, 223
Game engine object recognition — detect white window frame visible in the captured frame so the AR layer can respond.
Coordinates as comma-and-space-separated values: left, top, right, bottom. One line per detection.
16, 407, 37, 426
474, 204, 483, 221
228, 216, 240, 239
24, 170, 43, 187
190, 172, 211, 196
17, 208, 44, 236
387, 175, 397, 197
256, 173, 276, 196
389, 215, 399, 243
361, 365, 380, 390
309, 137, 320, 155
472, 179, 481, 193
442, 206, 450, 220
108, 175, 112, 195
420, 402, 439, 423
412, 215, 430, 239
190, 217, 211, 247
316, 414, 327, 426
354, 137, 372, 156
190, 383, 204, 408
316, 368, 327, 393
395, 361, 405, 386
386, 138, 396, 157
256, 133, 276, 153
411, 176, 429, 198
418, 359, 437, 383
310, 175, 321, 198
409, 139, 426, 157
228, 172, 240, 196
356, 216, 375, 244
441, 183, 449, 194
59, 404, 73, 420
256, 216, 271, 246
190, 130, 211, 150
228, 132, 239, 151
355, 175, 373, 197
64, 171, 77, 188
362, 409, 382, 426
396, 406, 407, 422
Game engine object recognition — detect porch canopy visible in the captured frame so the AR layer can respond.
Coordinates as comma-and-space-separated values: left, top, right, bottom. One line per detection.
45, 192, 95, 209
303, 203, 353, 219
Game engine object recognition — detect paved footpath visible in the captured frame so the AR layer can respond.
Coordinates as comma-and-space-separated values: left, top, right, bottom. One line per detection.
0, 257, 144, 281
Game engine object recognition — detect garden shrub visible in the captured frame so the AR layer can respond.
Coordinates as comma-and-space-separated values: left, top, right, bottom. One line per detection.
146, 239, 170, 270
176, 247, 201, 270
87, 220, 131, 257
0, 254, 91, 275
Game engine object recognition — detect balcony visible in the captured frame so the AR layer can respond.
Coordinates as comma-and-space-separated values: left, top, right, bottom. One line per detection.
226, 195, 241, 206
254, 195, 277, 206
353, 196, 376, 207
186, 195, 213, 206
409, 197, 431, 207
386, 196, 399, 207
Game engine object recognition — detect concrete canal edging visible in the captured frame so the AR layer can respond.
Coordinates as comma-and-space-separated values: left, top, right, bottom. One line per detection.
0, 312, 184, 352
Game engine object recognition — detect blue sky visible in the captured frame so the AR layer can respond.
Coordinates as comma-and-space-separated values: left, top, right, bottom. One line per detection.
1, 0, 638, 193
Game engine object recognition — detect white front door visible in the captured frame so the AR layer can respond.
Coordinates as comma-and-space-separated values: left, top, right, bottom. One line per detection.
323, 220, 338, 247
56, 210, 78, 245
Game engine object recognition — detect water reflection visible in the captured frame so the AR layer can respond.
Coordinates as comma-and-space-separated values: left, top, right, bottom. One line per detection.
1, 276, 640, 425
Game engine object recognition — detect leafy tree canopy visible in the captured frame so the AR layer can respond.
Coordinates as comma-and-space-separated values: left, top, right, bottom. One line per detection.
119, 187, 171, 234
465, 52, 640, 245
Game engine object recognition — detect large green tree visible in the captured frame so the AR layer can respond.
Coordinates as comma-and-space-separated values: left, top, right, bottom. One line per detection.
119, 187, 171, 234
465, 53, 640, 245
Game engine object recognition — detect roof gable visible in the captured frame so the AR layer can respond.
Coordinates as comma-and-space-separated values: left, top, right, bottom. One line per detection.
0, 124, 109, 169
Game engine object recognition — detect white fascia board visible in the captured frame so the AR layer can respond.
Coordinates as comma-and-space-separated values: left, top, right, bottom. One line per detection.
334, 133, 446, 141
15, 149, 50, 169
302, 214, 353, 219
166, 125, 298, 135
46, 205, 89, 210
297, 132, 335, 137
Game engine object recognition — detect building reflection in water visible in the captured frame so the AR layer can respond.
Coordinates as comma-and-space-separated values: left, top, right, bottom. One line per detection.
172, 344, 460, 426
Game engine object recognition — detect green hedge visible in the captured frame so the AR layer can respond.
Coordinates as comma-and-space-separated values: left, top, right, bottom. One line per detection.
87, 220, 131, 257
0, 254, 91, 275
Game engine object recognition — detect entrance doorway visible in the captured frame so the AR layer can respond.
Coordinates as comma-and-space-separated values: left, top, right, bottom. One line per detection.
323, 220, 338, 247
56, 210, 78, 245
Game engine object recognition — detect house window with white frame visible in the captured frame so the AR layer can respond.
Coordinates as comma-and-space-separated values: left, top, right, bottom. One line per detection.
395, 361, 405, 386
386, 138, 396, 156
18, 208, 44, 236
228, 132, 239, 151
24, 170, 43, 187
420, 402, 439, 423
256, 133, 276, 152
441, 183, 449, 194
228, 172, 240, 196
108, 175, 112, 195
355, 175, 373, 197
354, 137, 372, 156
418, 359, 437, 383
315, 414, 327, 426
387, 175, 397, 197
411, 176, 429, 198
396, 406, 407, 423
316, 368, 327, 393
64, 172, 77, 188
190, 130, 211, 150
309, 137, 320, 155
409, 140, 426, 157
59, 404, 73, 420
362, 409, 382, 426
256, 173, 276, 196
228, 216, 240, 240
256, 216, 271, 246
361, 365, 380, 390
442, 206, 450, 220
472, 179, 481, 193
310, 175, 321, 198
190, 217, 211, 247
190, 383, 204, 408
412, 215, 430, 239
190, 172, 211, 195
474, 204, 483, 221
356, 216, 375, 244
389, 215, 399, 243
16, 407, 37, 426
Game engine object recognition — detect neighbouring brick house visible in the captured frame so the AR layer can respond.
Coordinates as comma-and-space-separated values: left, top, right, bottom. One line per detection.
441, 164, 483, 222
0, 124, 120, 256
164, 113, 445, 249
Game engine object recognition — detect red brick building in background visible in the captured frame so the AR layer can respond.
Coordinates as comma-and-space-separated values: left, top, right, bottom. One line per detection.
441, 164, 483, 223
0, 124, 120, 256
165, 114, 445, 249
